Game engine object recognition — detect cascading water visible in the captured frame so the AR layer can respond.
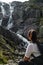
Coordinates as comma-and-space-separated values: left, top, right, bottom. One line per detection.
6, 5, 13, 30
17, 34, 29, 48
10, 30, 28, 49
0, 7, 2, 25
0, 3, 5, 26
2, 3, 6, 16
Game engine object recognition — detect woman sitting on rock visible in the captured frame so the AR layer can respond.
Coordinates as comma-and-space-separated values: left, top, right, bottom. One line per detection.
18, 29, 43, 65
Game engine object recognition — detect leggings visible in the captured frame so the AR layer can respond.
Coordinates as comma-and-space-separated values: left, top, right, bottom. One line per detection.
18, 58, 43, 65
18, 61, 36, 65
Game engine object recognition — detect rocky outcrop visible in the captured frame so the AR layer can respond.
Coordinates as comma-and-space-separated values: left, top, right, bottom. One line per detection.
0, 1, 41, 35
0, 26, 26, 63
0, 26, 20, 43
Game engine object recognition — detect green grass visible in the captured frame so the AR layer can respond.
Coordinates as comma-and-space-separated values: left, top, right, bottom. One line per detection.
0, 50, 8, 64
0, 35, 6, 44
0, 35, 15, 64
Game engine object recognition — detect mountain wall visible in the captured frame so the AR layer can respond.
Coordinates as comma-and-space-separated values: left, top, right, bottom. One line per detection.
0, 1, 43, 38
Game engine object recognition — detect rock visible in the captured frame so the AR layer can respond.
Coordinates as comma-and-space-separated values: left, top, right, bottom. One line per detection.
0, 26, 19, 43
0, 1, 41, 34
29, 0, 43, 3
39, 26, 43, 37
0, 1, 43, 40
0, 2, 2, 6
0, 12, 3, 20
1, 15, 9, 27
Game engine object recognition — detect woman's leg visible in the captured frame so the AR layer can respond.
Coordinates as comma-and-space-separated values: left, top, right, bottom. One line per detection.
18, 61, 30, 65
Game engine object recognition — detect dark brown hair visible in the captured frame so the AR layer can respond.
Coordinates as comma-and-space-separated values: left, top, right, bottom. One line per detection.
28, 29, 37, 43
31, 31, 37, 43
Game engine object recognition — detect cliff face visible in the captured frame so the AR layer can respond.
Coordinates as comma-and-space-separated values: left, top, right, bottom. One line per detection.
29, 0, 43, 39
0, 1, 42, 36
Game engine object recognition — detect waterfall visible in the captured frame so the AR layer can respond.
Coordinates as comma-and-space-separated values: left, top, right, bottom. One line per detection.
10, 30, 29, 48
0, 6, 2, 25
16, 34, 29, 48
0, 3, 5, 26
7, 23, 13, 29
0, 19, 2, 25
6, 5, 13, 30
1, 3, 6, 16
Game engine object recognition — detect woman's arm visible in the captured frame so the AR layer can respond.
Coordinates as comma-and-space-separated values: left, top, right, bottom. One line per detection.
23, 56, 30, 61
23, 44, 33, 61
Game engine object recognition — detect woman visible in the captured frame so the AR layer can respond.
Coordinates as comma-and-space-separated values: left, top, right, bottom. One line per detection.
19, 29, 43, 65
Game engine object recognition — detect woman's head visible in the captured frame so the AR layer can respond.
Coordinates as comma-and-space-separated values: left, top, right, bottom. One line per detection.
28, 29, 37, 43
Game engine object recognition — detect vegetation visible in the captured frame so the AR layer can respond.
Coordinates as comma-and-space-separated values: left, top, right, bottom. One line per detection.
0, 35, 15, 64
0, 50, 8, 64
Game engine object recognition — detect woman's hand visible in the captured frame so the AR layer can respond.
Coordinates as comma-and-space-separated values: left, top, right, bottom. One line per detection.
23, 56, 30, 61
